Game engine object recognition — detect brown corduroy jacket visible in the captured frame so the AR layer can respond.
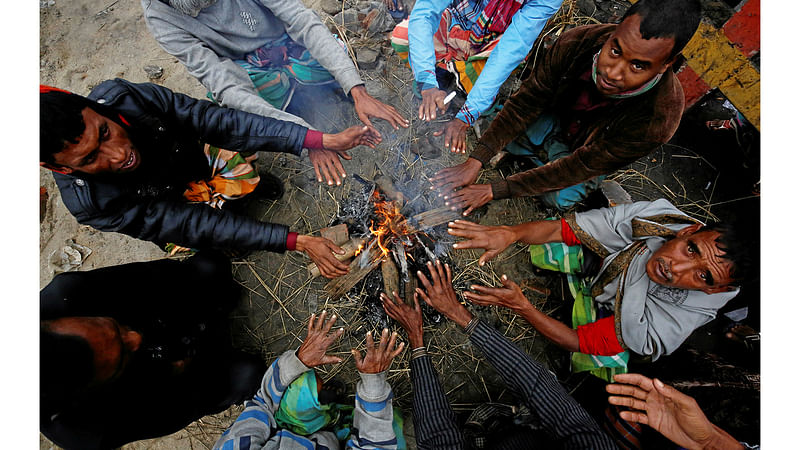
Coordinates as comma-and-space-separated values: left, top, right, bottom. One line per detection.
470, 24, 685, 200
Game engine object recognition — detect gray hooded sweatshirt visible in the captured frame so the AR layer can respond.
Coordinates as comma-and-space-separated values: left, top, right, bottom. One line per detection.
142, 0, 364, 128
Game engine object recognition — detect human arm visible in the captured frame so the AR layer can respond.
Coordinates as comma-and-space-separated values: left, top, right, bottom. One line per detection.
447, 219, 562, 265
407, 0, 451, 92
453, 0, 562, 128
141, 0, 314, 128
347, 329, 405, 449
465, 274, 580, 352
213, 312, 344, 449
381, 292, 464, 449
607, 374, 744, 450
414, 261, 615, 448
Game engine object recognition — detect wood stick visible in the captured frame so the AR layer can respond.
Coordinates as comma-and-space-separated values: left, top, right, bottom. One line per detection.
374, 174, 407, 206
308, 236, 368, 278
403, 275, 416, 306
381, 257, 399, 297
407, 206, 463, 230
324, 246, 383, 298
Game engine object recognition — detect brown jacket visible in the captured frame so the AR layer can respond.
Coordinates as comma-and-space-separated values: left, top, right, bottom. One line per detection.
471, 24, 685, 200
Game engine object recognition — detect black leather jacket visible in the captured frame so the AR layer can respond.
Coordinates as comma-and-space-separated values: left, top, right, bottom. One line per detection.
54, 79, 309, 251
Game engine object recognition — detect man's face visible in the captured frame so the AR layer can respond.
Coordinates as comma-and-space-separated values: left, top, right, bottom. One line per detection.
46, 107, 141, 175
646, 224, 735, 294
47, 317, 142, 384
595, 14, 675, 96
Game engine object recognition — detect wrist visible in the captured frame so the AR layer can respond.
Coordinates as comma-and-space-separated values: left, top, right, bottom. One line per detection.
350, 84, 366, 100
466, 157, 483, 170
295, 234, 309, 252
409, 332, 424, 349
449, 306, 474, 329
698, 424, 743, 450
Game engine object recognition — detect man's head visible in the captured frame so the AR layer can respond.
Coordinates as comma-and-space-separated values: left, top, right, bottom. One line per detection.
594, 0, 702, 96
646, 221, 756, 294
40, 89, 141, 176
41, 317, 142, 388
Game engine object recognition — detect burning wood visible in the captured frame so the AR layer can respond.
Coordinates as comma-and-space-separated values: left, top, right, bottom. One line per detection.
307, 236, 368, 278
381, 257, 399, 297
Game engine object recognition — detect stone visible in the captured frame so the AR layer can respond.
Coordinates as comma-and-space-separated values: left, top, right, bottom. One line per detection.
320, 0, 342, 15
356, 48, 380, 69
143, 65, 164, 80
331, 9, 362, 35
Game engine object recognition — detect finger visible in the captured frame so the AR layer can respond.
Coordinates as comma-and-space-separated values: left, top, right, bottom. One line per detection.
322, 313, 337, 334
618, 410, 649, 426
426, 261, 441, 286
415, 287, 433, 307
365, 330, 375, 349
477, 250, 500, 266
653, 378, 683, 403
318, 159, 335, 186
500, 274, 520, 290
427, 100, 437, 120
321, 354, 344, 365
413, 293, 421, 313
435, 97, 446, 111
613, 373, 654, 391
358, 112, 376, 131
324, 157, 342, 186
390, 340, 405, 359
351, 348, 363, 367
608, 395, 648, 412
378, 328, 390, 352
391, 291, 404, 305
416, 269, 433, 290
463, 291, 500, 305
418, 102, 425, 121
316, 310, 328, 330
469, 284, 508, 296
312, 159, 323, 183
331, 155, 347, 181
433, 129, 444, 137
444, 262, 453, 285
386, 330, 398, 354
307, 313, 317, 334
605, 383, 648, 400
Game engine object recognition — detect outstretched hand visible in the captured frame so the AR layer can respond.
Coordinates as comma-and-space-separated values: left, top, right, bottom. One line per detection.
444, 184, 493, 216
415, 260, 473, 328
308, 148, 348, 186
448, 220, 516, 266
464, 274, 532, 313
351, 85, 409, 131
419, 88, 447, 121
607, 374, 743, 450
296, 311, 345, 367
430, 158, 482, 197
381, 291, 424, 348
295, 235, 349, 278
352, 328, 405, 374
323, 125, 382, 151
433, 118, 468, 154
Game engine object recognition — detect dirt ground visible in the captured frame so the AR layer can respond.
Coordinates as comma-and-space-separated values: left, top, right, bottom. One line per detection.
39, 0, 760, 448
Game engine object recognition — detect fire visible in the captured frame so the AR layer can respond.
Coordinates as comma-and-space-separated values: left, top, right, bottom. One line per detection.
359, 191, 415, 258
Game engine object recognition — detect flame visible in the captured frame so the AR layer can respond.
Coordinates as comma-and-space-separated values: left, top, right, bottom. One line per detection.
359, 191, 415, 258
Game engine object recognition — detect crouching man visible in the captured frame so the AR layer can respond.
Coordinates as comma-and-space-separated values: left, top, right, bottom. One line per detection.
40, 80, 380, 277
447, 199, 756, 380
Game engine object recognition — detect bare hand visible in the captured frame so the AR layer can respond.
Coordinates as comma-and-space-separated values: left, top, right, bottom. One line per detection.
381, 291, 424, 348
464, 274, 532, 313
419, 88, 447, 121
296, 235, 349, 278
296, 310, 345, 367
352, 328, 405, 374
415, 260, 473, 328
448, 220, 515, 266
445, 184, 493, 216
430, 158, 482, 197
607, 374, 741, 450
351, 85, 409, 131
322, 125, 382, 151
433, 118, 468, 154
308, 148, 349, 186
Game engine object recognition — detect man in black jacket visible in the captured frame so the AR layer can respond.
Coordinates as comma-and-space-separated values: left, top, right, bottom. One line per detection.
40, 79, 379, 277
40, 251, 265, 449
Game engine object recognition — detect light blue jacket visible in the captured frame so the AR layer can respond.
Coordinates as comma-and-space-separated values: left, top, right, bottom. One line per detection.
408, 0, 562, 125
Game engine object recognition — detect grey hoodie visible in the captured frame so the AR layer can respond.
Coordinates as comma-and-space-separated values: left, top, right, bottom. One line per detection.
142, 0, 364, 128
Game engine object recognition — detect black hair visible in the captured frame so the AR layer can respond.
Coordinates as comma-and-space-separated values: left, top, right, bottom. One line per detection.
40, 90, 96, 165
621, 0, 703, 60
40, 322, 96, 404
699, 220, 759, 285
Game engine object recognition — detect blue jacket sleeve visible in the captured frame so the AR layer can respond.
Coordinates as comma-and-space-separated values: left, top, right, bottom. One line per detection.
456, 0, 562, 125
407, 0, 451, 91
347, 371, 398, 449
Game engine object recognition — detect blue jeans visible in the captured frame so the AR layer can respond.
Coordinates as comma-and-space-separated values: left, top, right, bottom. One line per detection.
504, 112, 604, 210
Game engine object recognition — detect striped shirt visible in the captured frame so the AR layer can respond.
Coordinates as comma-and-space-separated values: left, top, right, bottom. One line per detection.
409, 319, 617, 449
213, 350, 398, 449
